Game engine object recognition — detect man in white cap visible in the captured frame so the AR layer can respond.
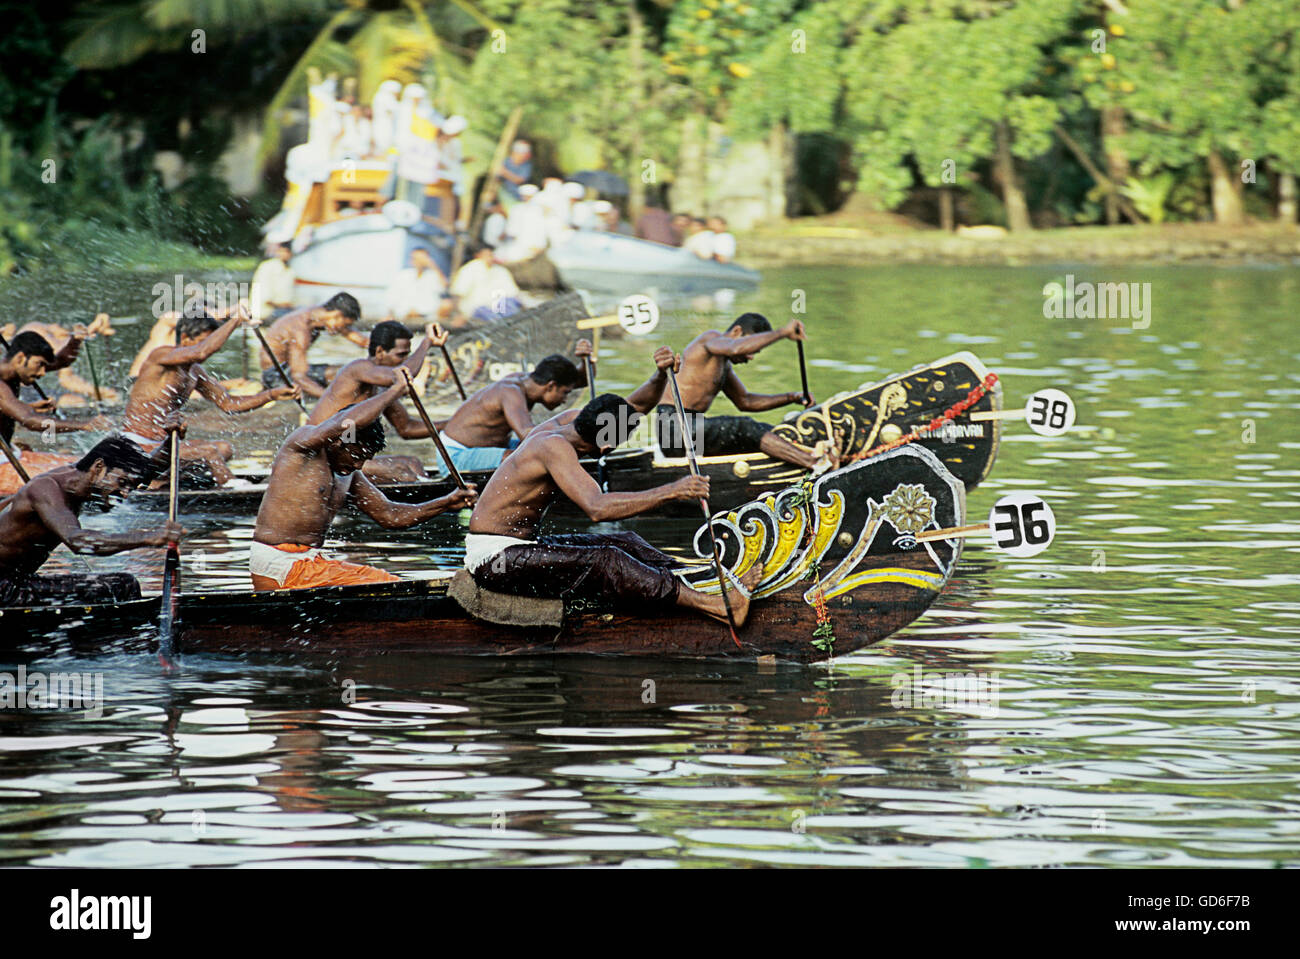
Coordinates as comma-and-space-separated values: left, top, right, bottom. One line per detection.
433, 115, 468, 230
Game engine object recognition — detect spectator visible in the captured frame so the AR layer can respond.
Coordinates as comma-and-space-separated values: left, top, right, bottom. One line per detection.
433, 115, 468, 230
708, 215, 736, 263
370, 80, 402, 156
450, 242, 523, 322
395, 84, 439, 216
250, 243, 296, 322
636, 204, 675, 244
385, 247, 448, 322
482, 200, 508, 247
670, 213, 691, 247
683, 217, 716, 259
496, 139, 533, 204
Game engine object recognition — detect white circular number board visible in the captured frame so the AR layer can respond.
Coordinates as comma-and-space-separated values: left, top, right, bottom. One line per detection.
618, 294, 660, 335
988, 493, 1056, 558
1023, 388, 1076, 436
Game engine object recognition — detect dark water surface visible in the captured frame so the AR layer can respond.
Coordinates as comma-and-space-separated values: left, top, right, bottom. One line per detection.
2, 264, 1298, 867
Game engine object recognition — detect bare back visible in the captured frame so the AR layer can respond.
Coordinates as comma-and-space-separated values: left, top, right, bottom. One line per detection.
442, 374, 533, 447
466, 432, 576, 538
253, 427, 354, 547
307, 358, 392, 425
674, 330, 733, 412
0, 470, 82, 576
261, 308, 317, 370
122, 349, 200, 440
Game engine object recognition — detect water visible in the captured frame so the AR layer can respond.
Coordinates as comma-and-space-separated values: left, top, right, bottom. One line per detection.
2, 263, 1298, 867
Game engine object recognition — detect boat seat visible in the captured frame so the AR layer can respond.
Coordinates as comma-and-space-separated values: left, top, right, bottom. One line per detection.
447, 569, 563, 629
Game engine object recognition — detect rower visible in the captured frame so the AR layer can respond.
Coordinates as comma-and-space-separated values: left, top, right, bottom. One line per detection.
249, 378, 477, 590
532, 345, 681, 437
0, 433, 182, 607
306, 319, 448, 482
122, 311, 300, 486
656, 312, 837, 471
434, 341, 591, 474
465, 392, 763, 625
129, 299, 247, 379
2, 314, 117, 405
0, 332, 112, 494
258, 292, 368, 398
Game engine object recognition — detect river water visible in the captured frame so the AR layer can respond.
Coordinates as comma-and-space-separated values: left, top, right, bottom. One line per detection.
2, 263, 1298, 867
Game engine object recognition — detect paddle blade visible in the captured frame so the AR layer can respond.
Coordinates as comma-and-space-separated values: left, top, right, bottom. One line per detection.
157, 547, 181, 668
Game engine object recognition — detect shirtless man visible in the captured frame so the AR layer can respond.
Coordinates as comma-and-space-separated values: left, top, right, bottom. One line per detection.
129, 300, 247, 379
306, 319, 447, 483
436, 342, 590, 474
0, 433, 182, 607
249, 379, 477, 590
259, 292, 368, 398
2, 313, 117, 405
465, 392, 762, 624
531, 345, 680, 436
122, 311, 300, 485
656, 312, 836, 471
0, 332, 112, 493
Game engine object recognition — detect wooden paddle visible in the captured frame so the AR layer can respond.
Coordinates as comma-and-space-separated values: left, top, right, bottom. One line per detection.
796, 339, 811, 407
582, 354, 609, 491
399, 368, 468, 491
451, 106, 524, 277
441, 343, 467, 401
158, 430, 182, 668
667, 368, 742, 648
0, 431, 31, 484
83, 336, 104, 410
251, 324, 309, 414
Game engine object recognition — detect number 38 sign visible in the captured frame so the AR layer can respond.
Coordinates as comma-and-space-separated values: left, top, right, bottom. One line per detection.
988, 492, 1056, 557
1023, 388, 1075, 436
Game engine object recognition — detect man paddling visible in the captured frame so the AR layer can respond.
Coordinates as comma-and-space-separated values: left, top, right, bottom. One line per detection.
0, 332, 113, 494
435, 342, 590, 474
531, 345, 681, 437
259, 292, 368, 398
465, 392, 762, 625
250, 379, 477, 590
0, 433, 182, 607
1, 314, 118, 406
306, 319, 448, 482
657, 312, 836, 471
123, 310, 300, 486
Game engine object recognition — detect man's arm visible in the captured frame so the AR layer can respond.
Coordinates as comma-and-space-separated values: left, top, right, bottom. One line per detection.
349, 472, 477, 528
382, 401, 431, 440
0, 382, 107, 434
341, 326, 369, 349
720, 367, 808, 413
49, 328, 84, 371
500, 385, 537, 442
193, 365, 299, 413
289, 380, 406, 453
624, 347, 679, 414
157, 314, 246, 367
546, 437, 709, 522
30, 478, 182, 555
701, 319, 804, 361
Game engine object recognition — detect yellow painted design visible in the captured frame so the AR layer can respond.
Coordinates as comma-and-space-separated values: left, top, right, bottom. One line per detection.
755, 490, 844, 599
814, 567, 946, 602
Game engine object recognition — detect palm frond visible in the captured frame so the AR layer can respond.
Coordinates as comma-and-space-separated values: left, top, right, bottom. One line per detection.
143, 0, 337, 30
440, 0, 502, 35
65, 4, 172, 69
257, 7, 360, 167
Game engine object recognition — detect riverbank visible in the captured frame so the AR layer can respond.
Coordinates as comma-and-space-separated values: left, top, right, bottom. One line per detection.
739, 220, 1300, 268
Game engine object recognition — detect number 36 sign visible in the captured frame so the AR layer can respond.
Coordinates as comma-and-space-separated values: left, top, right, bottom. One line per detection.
988, 492, 1056, 557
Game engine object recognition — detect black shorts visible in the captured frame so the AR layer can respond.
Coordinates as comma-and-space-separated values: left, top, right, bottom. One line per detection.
654, 405, 771, 458
471, 531, 680, 609
0, 571, 141, 608
261, 364, 329, 390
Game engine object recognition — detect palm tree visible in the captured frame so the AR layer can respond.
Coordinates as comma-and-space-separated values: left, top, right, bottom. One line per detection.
65, 0, 499, 166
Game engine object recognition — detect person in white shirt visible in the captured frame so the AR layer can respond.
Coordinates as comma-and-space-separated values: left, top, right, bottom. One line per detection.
335, 103, 373, 161
433, 115, 468, 229
683, 217, 716, 259
496, 185, 548, 264
481, 201, 508, 247
385, 247, 448, 321
450, 242, 523, 322
250, 243, 297, 322
707, 215, 737, 263
395, 84, 439, 213
370, 80, 402, 156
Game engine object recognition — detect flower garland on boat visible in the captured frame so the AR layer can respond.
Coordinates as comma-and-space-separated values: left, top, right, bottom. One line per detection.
847, 372, 999, 464
791, 478, 836, 654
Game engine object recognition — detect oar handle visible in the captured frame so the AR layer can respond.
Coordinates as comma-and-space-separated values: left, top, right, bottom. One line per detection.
0, 432, 31, 483
583, 355, 597, 402
440, 343, 468, 401
167, 431, 180, 524
252, 325, 309, 413
796, 339, 811, 406
400, 368, 468, 490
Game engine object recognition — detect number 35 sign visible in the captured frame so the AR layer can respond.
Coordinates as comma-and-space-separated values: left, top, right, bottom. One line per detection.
988, 492, 1056, 557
